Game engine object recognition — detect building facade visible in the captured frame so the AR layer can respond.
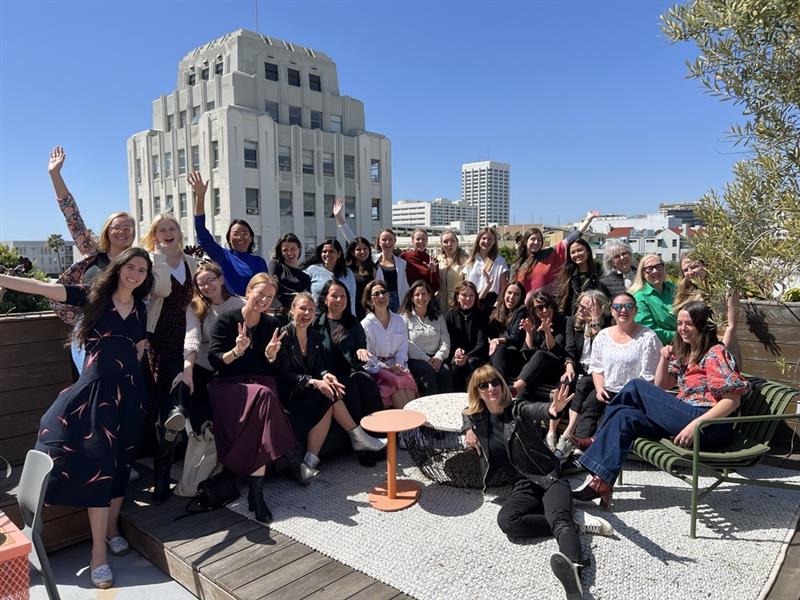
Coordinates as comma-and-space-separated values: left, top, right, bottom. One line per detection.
127, 29, 391, 257
1, 240, 76, 276
391, 198, 478, 234
658, 202, 703, 228
587, 213, 681, 235
461, 161, 510, 228
605, 227, 686, 263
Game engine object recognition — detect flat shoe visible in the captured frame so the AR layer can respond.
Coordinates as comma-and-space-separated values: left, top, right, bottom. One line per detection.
90, 563, 113, 589
106, 535, 129, 556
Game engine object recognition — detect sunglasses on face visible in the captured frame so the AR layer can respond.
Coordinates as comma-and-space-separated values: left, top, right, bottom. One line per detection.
612, 302, 636, 312
371, 289, 389, 298
477, 378, 502, 391
533, 304, 550, 311
643, 264, 665, 273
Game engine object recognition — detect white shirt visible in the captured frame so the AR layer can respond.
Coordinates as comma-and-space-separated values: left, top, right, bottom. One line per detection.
402, 310, 450, 362
589, 326, 662, 392
465, 255, 509, 296
361, 311, 409, 367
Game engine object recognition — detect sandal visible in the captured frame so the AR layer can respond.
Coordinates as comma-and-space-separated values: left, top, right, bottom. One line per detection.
90, 563, 114, 589
106, 535, 129, 557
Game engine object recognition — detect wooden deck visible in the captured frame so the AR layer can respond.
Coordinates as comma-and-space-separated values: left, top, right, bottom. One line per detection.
118, 467, 412, 600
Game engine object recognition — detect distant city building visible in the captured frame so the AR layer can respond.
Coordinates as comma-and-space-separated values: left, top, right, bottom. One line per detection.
2, 240, 75, 275
658, 202, 703, 228
392, 198, 478, 234
605, 227, 686, 263
461, 161, 510, 228
587, 212, 681, 235
127, 29, 391, 258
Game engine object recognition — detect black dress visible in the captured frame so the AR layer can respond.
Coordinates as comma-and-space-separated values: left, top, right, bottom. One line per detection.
269, 259, 312, 310
36, 286, 147, 507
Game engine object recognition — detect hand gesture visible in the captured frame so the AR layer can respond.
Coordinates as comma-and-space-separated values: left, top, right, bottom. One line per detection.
235, 322, 251, 355
187, 171, 208, 197
596, 386, 611, 403
333, 197, 344, 222
464, 429, 481, 455
356, 348, 371, 363
585, 209, 600, 220
552, 383, 574, 414
560, 362, 576, 384
489, 338, 499, 356
589, 298, 603, 322
265, 328, 286, 362
520, 318, 535, 335
48, 146, 66, 174
318, 373, 346, 401
430, 357, 443, 372
454, 348, 467, 367
660, 344, 673, 361
537, 315, 553, 334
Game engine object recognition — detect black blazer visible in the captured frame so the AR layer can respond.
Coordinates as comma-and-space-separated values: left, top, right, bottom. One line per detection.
560, 272, 610, 316
275, 323, 332, 397
488, 305, 528, 352
208, 310, 280, 378
526, 314, 567, 362
311, 312, 367, 374
444, 308, 489, 362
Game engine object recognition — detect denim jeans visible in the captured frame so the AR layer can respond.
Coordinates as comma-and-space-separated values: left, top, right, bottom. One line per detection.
579, 379, 733, 484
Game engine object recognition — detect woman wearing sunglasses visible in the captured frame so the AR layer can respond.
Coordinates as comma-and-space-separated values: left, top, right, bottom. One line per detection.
557, 293, 662, 456
573, 301, 749, 508
630, 254, 676, 345
463, 366, 613, 600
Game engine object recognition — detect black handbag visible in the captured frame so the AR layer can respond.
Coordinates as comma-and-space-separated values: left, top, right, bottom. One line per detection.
184, 470, 239, 514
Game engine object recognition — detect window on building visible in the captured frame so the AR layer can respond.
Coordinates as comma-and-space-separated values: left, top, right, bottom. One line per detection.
287, 68, 301, 87
324, 194, 335, 218
310, 110, 322, 130
213, 188, 221, 215
191, 145, 200, 169
302, 149, 314, 175
188, 71, 196, 85
303, 192, 315, 217
201, 66, 209, 81
179, 110, 186, 128
215, 61, 224, 76
135, 158, 142, 183
179, 192, 187, 217
244, 141, 258, 169
344, 154, 355, 179
331, 114, 343, 133
289, 105, 302, 126
672, 238, 678, 247
154, 196, 161, 214
370, 159, 381, 182
371, 198, 381, 221
164, 152, 173, 177
206, 100, 215, 111
309, 73, 321, 92
345, 195, 356, 219
166, 114, 174, 132
278, 145, 291, 172
246, 188, 260, 215
152, 155, 160, 179
265, 101, 279, 122
279, 191, 292, 216
322, 152, 334, 177
165, 194, 174, 213
178, 148, 186, 174
137, 198, 144, 220
191, 106, 201, 125
211, 141, 219, 169
264, 62, 278, 81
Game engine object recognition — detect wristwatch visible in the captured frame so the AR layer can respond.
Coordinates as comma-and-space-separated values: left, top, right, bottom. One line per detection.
232, 347, 244, 358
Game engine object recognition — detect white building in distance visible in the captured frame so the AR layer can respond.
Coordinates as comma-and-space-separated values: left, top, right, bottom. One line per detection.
127, 29, 391, 257
461, 161, 510, 228
605, 227, 686, 263
587, 213, 681, 235
392, 198, 478, 234
2, 240, 76, 276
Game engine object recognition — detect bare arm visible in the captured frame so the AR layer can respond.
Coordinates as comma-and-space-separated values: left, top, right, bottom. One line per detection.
188, 171, 208, 217
576, 210, 599, 235
654, 345, 677, 390
722, 290, 739, 348
0, 274, 67, 302
48, 146, 70, 199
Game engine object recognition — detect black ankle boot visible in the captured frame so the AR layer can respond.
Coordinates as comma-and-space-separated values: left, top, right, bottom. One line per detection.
247, 476, 272, 523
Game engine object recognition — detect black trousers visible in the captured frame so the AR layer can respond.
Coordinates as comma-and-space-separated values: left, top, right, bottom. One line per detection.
570, 376, 614, 439
340, 370, 384, 422
517, 350, 563, 401
450, 355, 485, 392
491, 344, 525, 383
408, 359, 453, 396
497, 478, 581, 564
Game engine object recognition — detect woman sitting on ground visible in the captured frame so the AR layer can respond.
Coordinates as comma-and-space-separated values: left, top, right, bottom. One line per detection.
276, 293, 386, 482
207, 274, 297, 523
303, 239, 357, 315
573, 301, 749, 508
188, 172, 267, 296
401, 279, 453, 395
488, 281, 528, 381
556, 238, 609, 316
464, 227, 509, 311
599, 239, 636, 300
630, 254, 676, 346
312, 279, 386, 455
463, 366, 612, 600
268, 233, 311, 321
437, 228, 468, 312
559, 292, 662, 457
360, 280, 419, 408
345, 236, 376, 321
444, 280, 489, 392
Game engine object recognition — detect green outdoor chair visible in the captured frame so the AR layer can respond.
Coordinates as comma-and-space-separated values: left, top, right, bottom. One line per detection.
626, 378, 800, 538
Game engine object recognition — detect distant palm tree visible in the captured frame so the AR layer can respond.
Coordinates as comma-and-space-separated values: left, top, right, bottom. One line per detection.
46, 233, 66, 273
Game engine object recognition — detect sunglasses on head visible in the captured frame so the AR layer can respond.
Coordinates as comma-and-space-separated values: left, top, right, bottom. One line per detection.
612, 302, 636, 312
477, 378, 502, 391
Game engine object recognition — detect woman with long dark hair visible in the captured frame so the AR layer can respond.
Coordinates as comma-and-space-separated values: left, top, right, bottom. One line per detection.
188, 172, 267, 296
573, 301, 749, 508
0, 247, 153, 589
444, 280, 489, 391
303, 239, 357, 315
488, 281, 528, 381
556, 238, 608, 316
464, 227, 509, 310
345, 236, 376, 320
268, 233, 311, 318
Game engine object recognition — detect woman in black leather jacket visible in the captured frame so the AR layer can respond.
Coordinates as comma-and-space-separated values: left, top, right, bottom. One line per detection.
462, 365, 612, 600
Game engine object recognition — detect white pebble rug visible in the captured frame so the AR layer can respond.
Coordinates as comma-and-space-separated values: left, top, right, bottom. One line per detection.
224, 453, 800, 600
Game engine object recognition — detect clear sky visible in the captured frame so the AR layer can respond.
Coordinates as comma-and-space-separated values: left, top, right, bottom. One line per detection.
0, 0, 746, 241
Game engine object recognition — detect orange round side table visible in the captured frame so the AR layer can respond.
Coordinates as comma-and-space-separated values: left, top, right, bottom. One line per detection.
361, 409, 426, 511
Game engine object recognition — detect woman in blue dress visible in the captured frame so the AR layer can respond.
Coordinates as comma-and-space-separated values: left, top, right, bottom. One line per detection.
0, 247, 153, 589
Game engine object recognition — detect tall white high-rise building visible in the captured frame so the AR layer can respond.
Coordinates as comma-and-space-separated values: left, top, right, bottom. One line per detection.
461, 161, 510, 228
392, 198, 478, 233
127, 29, 391, 257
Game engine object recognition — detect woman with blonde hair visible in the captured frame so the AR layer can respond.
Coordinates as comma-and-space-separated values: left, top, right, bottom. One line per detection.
437, 228, 468, 311
630, 254, 676, 346
463, 365, 611, 600
465, 227, 508, 310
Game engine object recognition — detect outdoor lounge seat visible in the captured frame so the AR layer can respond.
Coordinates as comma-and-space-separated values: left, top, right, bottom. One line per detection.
623, 378, 800, 538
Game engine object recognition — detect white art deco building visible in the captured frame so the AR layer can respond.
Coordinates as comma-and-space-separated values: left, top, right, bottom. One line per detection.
461, 160, 510, 228
127, 29, 391, 256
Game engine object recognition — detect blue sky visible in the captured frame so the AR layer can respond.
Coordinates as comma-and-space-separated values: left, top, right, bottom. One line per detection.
0, 0, 746, 241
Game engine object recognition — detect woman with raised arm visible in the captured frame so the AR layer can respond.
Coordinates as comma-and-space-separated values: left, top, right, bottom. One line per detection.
444, 280, 489, 392
400, 279, 453, 395
188, 172, 267, 296
630, 254, 677, 346
401, 228, 440, 292
0, 248, 153, 589
302, 239, 357, 315
437, 228, 468, 311
140, 214, 198, 502
360, 280, 418, 408
207, 274, 296, 522
463, 366, 612, 600
512, 210, 598, 297
464, 227, 509, 311
268, 233, 311, 319
599, 239, 636, 300
488, 281, 528, 381
572, 301, 749, 508
556, 238, 608, 316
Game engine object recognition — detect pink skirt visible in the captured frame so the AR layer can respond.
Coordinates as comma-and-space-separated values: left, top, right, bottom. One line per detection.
371, 368, 418, 407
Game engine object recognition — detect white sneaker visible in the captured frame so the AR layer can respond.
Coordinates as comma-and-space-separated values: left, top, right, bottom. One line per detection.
550, 552, 582, 600
574, 509, 613, 536
555, 434, 576, 458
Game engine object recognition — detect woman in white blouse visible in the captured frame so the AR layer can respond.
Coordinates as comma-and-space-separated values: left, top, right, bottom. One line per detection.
360, 280, 418, 408
400, 280, 453, 395
562, 291, 662, 453
465, 227, 509, 310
